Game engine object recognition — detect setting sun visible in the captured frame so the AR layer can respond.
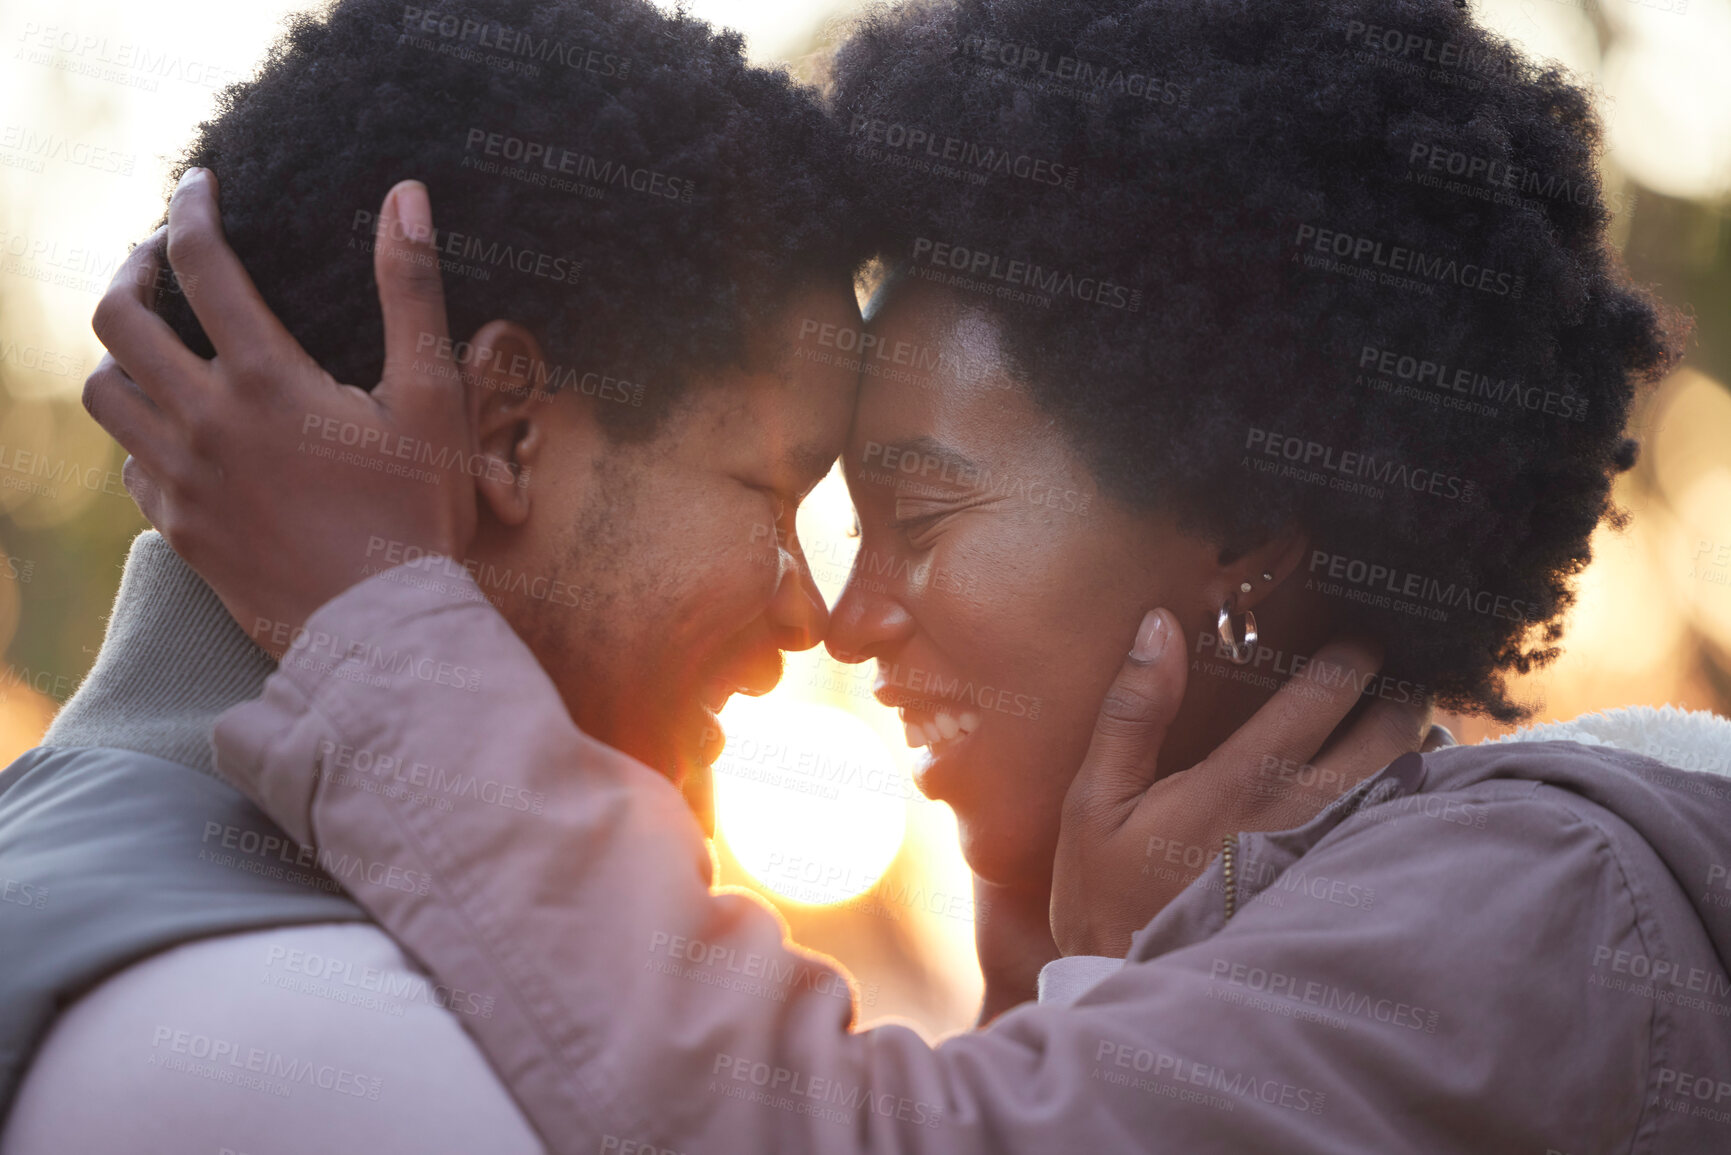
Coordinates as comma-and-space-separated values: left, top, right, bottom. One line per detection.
713, 693, 908, 905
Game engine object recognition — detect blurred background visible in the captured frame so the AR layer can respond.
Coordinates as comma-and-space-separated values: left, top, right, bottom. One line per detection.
2, 0, 1728, 1040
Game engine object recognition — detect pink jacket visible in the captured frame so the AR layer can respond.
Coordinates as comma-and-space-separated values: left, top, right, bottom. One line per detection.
212, 559, 1731, 1154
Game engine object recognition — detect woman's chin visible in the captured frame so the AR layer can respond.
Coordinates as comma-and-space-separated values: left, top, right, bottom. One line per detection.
952, 814, 1055, 893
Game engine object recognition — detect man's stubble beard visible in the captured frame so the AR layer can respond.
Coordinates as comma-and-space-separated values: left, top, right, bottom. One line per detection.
527, 459, 700, 776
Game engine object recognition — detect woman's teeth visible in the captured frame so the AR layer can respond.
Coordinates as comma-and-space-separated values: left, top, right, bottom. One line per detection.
901, 708, 980, 749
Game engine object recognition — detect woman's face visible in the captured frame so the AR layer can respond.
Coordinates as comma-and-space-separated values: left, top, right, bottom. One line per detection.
827, 280, 1224, 890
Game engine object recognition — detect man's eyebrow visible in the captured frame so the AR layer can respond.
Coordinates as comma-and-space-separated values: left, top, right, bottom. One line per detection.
783, 442, 839, 485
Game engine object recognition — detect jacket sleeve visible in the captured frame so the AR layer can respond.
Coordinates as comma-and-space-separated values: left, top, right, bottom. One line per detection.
211, 561, 1649, 1155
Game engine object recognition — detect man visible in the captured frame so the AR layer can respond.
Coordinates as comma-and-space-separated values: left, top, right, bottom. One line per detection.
0, 1, 866, 1150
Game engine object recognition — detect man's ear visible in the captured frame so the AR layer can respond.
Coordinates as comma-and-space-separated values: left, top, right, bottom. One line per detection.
1213, 526, 1312, 614
459, 320, 561, 528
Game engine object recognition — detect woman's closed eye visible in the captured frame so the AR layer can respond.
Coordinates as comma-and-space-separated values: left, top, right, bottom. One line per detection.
890, 500, 964, 547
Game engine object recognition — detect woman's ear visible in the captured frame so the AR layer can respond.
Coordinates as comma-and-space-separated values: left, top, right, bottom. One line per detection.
1217, 527, 1312, 613
460, 319, 556, 528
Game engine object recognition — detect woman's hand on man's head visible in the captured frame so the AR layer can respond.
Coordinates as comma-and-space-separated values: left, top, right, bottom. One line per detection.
81, 170, 477, 658
1049, 609, 1433, 959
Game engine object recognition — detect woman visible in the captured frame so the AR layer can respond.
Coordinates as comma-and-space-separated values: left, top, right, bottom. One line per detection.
84, 0, 1729, 1152
814, 0, 1685, 1016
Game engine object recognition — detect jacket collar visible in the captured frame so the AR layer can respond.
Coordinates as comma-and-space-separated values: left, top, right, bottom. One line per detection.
39, 531, 275, 778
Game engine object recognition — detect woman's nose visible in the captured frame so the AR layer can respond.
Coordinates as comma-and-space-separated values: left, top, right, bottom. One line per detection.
824, 557, 917, 664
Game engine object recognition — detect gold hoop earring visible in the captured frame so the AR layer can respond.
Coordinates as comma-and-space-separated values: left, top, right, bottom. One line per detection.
1217, 602, 1259, 665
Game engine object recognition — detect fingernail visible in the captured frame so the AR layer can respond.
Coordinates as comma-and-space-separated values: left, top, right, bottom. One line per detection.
176, 167, 202, 188
1131, 609, 1166, 663
395, 181, 431, 239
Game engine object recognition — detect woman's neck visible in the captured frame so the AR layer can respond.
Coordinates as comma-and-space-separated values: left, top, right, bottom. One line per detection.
972, 875, 1059, 1025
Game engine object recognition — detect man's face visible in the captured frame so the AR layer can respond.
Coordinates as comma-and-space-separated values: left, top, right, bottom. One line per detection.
472, 283, 860, 806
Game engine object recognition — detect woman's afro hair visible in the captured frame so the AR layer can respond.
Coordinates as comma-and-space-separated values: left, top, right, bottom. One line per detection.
831, 0, 1688, 721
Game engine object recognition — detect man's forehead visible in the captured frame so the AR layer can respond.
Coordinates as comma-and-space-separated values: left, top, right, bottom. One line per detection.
686, 372, 848, 481
779, 439, 841, 481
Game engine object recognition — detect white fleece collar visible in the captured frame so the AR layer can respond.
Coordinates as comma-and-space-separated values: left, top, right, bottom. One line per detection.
1038, 703, 1731, 1008
1487, 704, 1731, 778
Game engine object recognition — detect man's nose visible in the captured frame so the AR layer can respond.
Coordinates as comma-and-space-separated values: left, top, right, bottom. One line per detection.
767, 536, 829, 652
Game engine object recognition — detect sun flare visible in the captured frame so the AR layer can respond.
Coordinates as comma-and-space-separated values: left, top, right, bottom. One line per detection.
713, 694, 909, 905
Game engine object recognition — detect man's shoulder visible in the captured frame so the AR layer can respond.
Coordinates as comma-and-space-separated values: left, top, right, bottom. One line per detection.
2, 923, 543, 1155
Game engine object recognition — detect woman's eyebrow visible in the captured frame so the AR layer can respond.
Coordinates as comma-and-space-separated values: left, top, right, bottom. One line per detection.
868, 436, 979, 480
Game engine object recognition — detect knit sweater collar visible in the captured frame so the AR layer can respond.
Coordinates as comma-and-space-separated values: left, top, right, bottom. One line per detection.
40, 531, 276, 778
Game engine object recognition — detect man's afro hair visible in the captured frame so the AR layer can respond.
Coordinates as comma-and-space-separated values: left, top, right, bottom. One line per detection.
158, 0, 872, 437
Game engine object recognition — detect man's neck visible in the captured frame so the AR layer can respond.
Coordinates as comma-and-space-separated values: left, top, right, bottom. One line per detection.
40, 531, 277, 777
